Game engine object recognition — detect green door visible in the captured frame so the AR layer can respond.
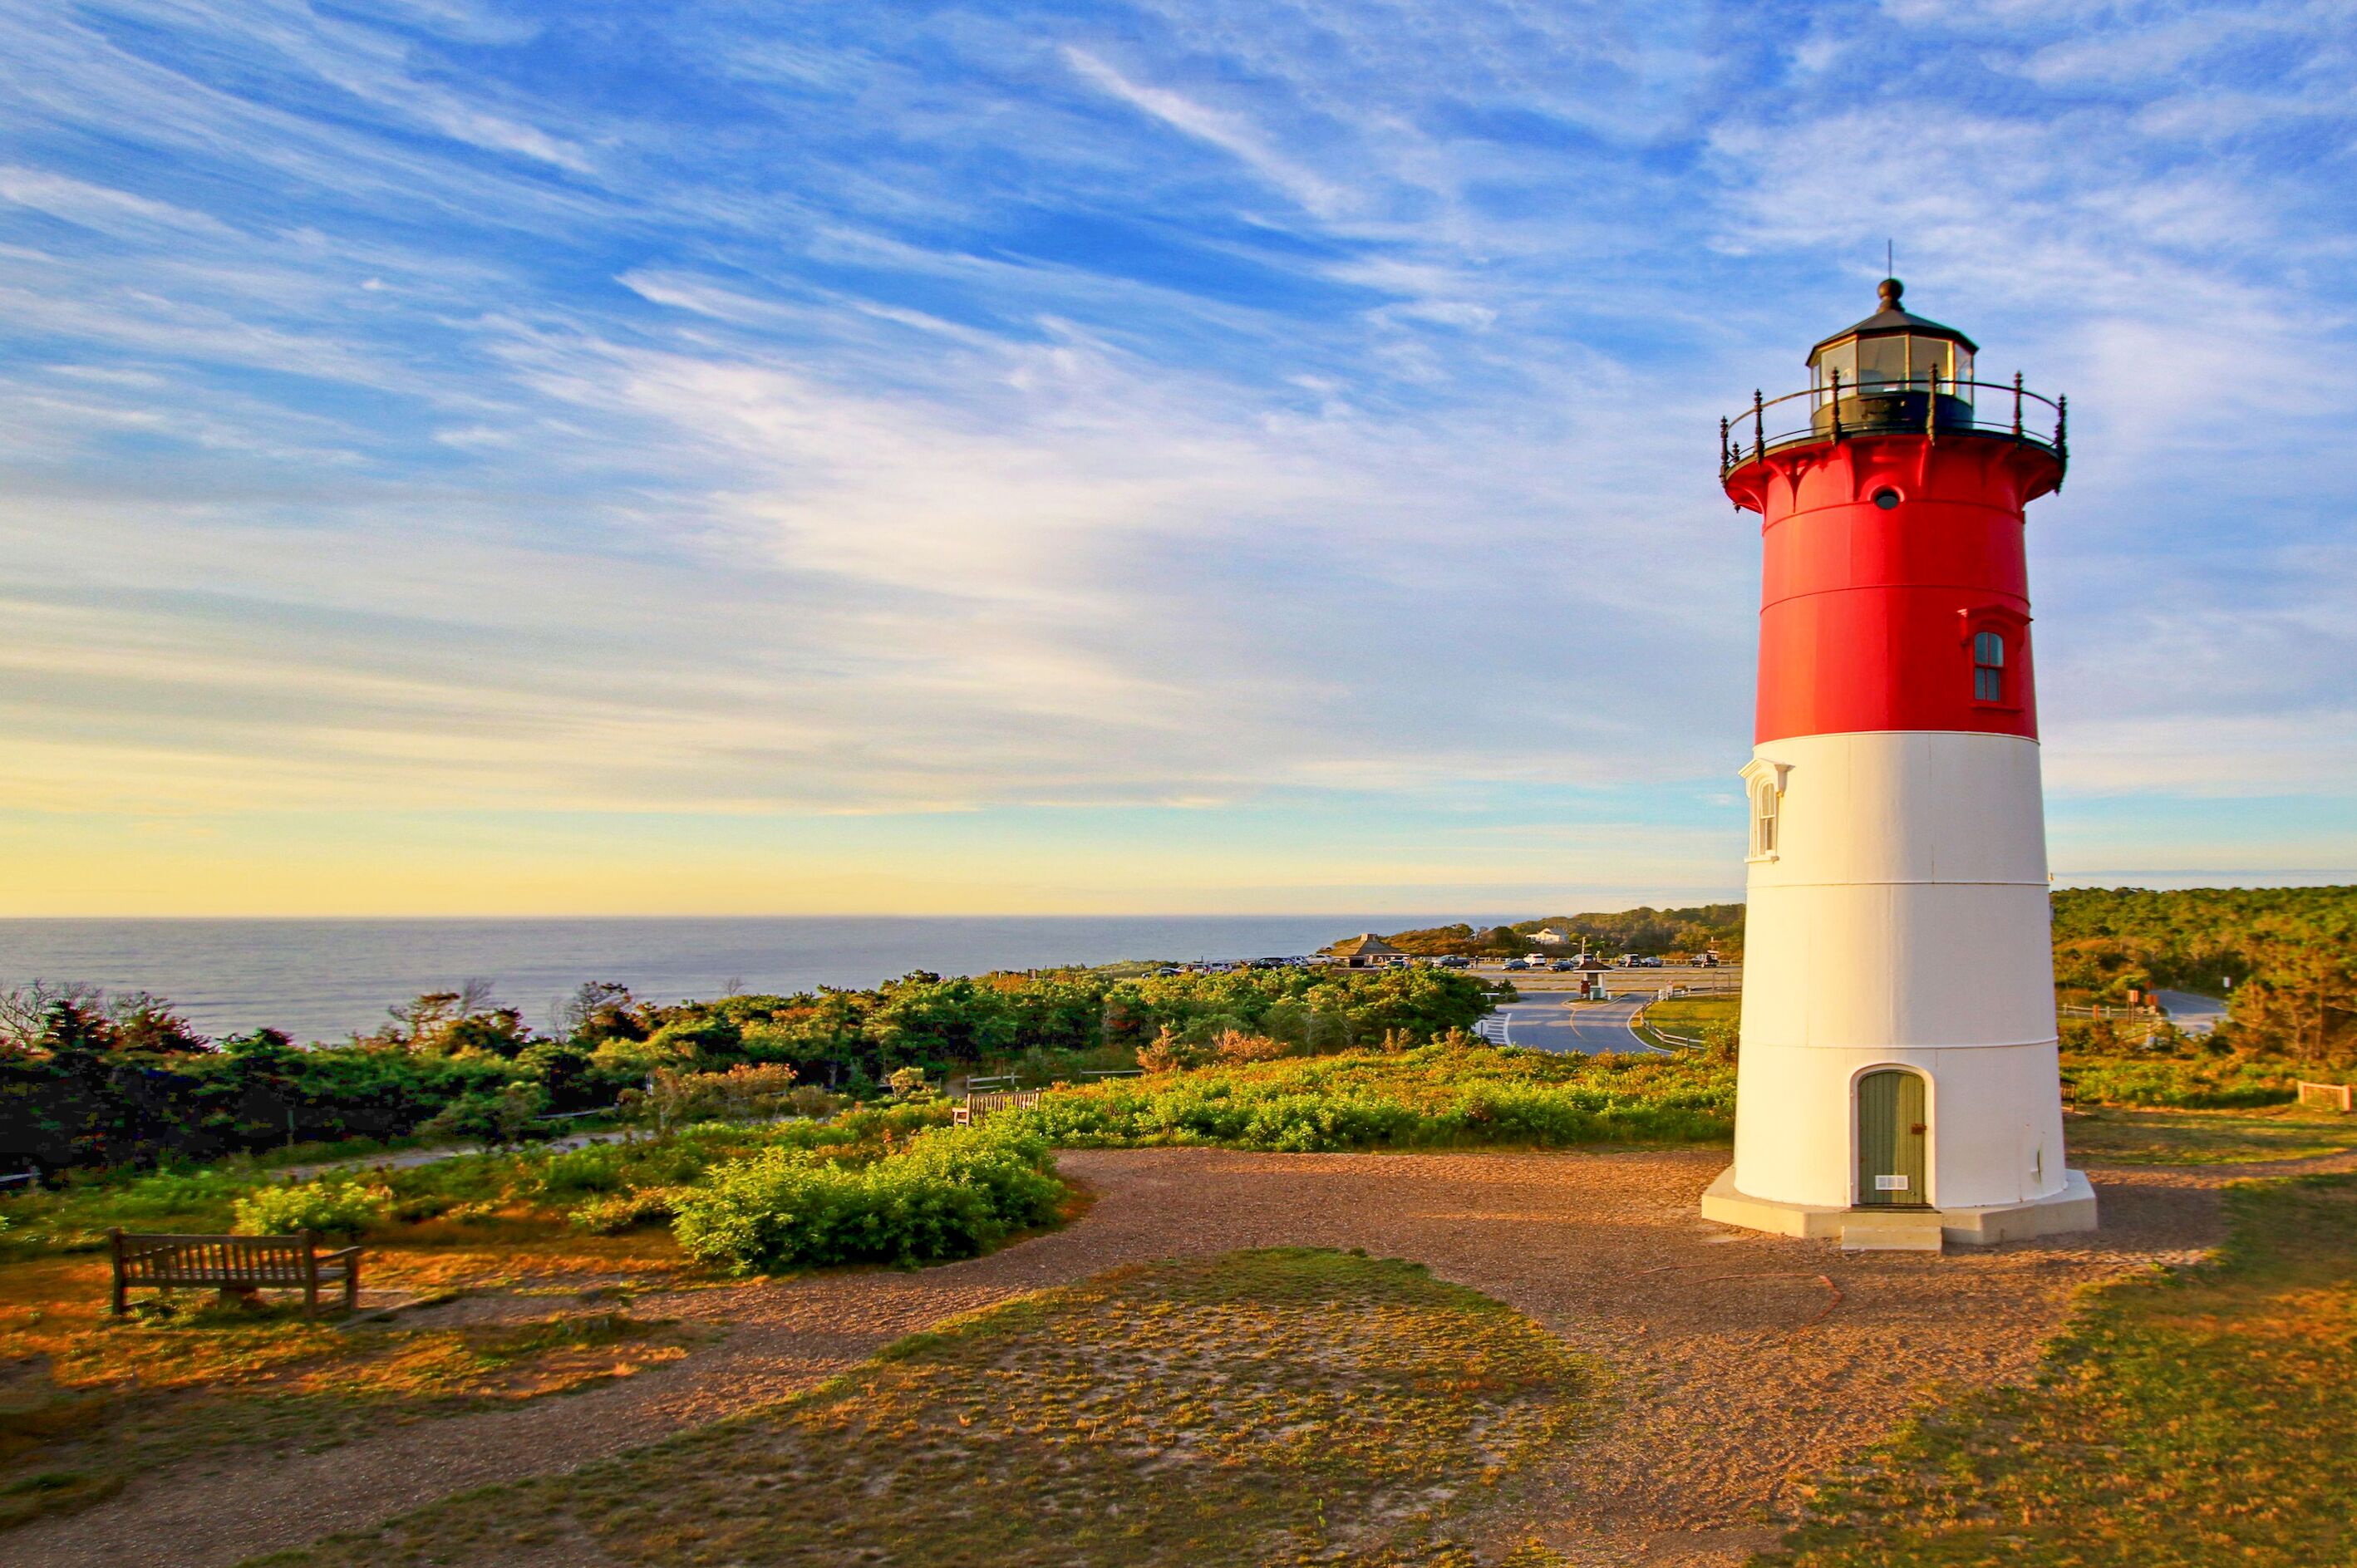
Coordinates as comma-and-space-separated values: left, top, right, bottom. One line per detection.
1856, 1069, 1929, 1207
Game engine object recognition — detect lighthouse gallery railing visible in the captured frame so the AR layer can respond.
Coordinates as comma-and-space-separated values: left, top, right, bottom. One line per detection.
1719, 376, 2066, 481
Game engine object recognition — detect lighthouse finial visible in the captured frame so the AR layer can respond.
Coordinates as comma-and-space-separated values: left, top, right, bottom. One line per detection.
1878, 275, 1903, 311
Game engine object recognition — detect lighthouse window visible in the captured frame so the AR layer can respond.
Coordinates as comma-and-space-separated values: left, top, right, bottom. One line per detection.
1856, 335, 1909, 391
1813, 341, 1858, 406
1750, 778, 1781, 859
1974, 631, 2005, 702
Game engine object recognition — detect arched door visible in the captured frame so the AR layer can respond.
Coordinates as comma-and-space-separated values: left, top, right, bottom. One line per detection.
1856, 1069, 1929, 1207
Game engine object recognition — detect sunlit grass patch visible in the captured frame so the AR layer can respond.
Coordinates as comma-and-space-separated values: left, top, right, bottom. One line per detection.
1638, 996, 1738, 1034
1762, 1175, 2357, 1568
268, 1247, 1599, 1567
2064, 1105, 2357, 1167
1631, 995, 1738, 1053
0, 1230, 711, 1534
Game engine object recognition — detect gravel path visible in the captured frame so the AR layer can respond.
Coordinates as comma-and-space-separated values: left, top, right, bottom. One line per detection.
12, 1145, 2325, 1568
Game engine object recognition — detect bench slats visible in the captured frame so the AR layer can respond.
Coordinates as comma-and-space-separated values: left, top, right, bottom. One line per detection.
110, 1230, 363, 1320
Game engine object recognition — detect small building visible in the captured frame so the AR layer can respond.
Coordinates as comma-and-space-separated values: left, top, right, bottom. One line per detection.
1532, 927, 1572, 946
1572, 955, 1612, 1000
1326, 933, 1406, 969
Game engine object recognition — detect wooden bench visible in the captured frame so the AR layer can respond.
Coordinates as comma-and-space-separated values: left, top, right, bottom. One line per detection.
953, 1089, 1044, 1127
109, 1230, 362, 1320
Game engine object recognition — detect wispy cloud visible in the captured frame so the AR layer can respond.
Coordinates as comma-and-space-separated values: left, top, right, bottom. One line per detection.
1061, 47, 1351, 217
0, 0, 2350, 912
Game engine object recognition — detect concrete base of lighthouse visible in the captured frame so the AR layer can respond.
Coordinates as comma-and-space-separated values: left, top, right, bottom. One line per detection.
1701, 1166, 2098, 1250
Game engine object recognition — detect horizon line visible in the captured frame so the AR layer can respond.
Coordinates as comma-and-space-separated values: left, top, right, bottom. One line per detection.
1, 872, 2350, 924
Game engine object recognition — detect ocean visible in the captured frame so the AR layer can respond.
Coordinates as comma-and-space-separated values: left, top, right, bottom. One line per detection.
5, 872, 2341, 1044
0, 915, 1490, 1044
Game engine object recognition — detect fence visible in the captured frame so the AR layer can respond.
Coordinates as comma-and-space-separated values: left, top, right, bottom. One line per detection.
2297, 1081, 2355, 1113
1628, 1010, 1705, 1049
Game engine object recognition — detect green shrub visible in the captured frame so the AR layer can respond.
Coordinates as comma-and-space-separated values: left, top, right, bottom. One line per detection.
1001, 1045, 1733, 1153
416, 1082, 549, 1148
94, 1167, 252, 1224
672, 1123, 1063, 1273
2064, 1057, 2299, 1109
568, 1187, 682, 1234
536, 1143, 632, 1197
232, 1177, 393, 1237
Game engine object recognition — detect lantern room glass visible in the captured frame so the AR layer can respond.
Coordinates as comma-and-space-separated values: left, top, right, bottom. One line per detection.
1813, 335, 1975, 407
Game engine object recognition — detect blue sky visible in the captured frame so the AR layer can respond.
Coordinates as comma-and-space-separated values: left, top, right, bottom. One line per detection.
1, 0, 2353, 915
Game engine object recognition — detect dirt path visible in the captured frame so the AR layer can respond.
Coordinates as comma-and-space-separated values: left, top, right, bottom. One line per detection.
10, 1147, 2315, 1568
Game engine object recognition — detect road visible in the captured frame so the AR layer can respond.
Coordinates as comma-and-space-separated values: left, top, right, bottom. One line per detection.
2153, 989, 2228, 1035
1475, 994, 1665, 1055
281, 1125, 622, 1181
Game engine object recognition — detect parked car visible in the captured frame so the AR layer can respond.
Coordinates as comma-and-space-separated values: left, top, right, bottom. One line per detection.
1502, 957, 1530, 971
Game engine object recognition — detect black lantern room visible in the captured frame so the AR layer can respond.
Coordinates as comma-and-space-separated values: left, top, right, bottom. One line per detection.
1808, 278, 1979, 438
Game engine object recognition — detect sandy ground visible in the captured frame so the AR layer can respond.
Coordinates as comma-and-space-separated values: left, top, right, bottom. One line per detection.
15, 1145, 2329, 1568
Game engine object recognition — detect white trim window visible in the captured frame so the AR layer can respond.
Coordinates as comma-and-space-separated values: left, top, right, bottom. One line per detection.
1751, 778, 1780, 859
1739, 759, 1789, 863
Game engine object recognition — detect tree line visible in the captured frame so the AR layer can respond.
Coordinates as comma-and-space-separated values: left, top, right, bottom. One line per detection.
1370, 887, 2355, 1063
2049, 884, 2356, 1062
1365, 905, 1745, 960
0, 964, 1494, 1174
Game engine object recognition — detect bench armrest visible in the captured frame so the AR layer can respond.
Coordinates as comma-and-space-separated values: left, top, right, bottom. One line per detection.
317, 1246, 366, 1262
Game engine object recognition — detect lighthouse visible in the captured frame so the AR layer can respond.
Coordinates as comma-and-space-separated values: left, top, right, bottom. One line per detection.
1700, 279, 2099, 1249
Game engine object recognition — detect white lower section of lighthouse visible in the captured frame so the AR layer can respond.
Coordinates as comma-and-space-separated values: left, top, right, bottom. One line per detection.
1700, 730, 2099, 1246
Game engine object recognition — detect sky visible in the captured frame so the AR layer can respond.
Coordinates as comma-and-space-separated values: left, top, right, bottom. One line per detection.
1, 0, 2354, 917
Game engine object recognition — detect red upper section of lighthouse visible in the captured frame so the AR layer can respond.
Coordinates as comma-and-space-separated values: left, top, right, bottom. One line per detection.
1728, 435, 2060, 743
1719, 281, 2067, 746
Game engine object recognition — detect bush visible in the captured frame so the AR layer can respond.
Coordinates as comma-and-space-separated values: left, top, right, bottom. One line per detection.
96, 1167, 252, 1224
2063, 1057, 2299, 1109
536, 1143, 632, 1197
627, 1064, 803, 1133
671, 1123, 1064, 1273
232, 1177, 392, 1237
1136, 1027, 1202, 1074
785, 1084, 841, 1118
569, 1186, 682, 1234
1001, 1045, 1734, 1153
416, 1082, 549, 1148
1213, 1030, 1290, 1065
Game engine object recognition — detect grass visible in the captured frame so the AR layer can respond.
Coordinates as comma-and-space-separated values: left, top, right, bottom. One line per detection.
263, 1247, 1598, 1568
1761, 1173, 2357, 1568
0, 1226, 709, 1533
2064, 1105, 2357, 1167
1631, 995, 1739, 1052
1006, 1042, 1735, 1152
0, 1107, 1067, 1534
2059, 1055, 2307, 1110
